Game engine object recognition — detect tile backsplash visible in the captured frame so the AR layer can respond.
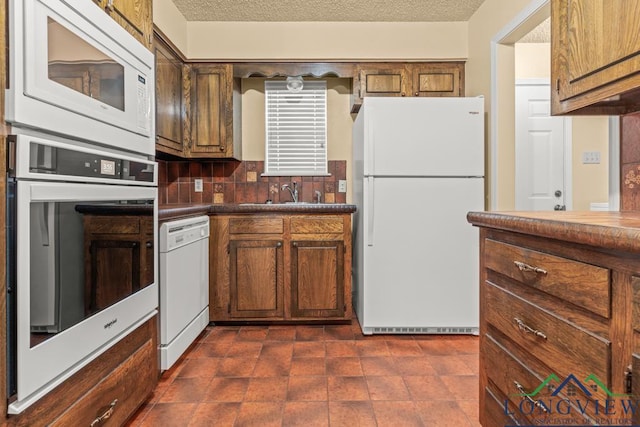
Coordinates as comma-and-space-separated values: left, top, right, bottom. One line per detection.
158, 160, 347, 205
621, 112, 640, 210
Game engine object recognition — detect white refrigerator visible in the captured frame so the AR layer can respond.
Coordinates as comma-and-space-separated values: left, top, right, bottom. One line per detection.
352, 97, 484, 335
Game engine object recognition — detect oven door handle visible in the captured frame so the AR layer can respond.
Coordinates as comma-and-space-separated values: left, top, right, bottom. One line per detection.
37, 203, 51, 246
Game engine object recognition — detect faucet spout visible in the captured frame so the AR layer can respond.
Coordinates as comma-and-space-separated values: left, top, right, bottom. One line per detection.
281, 181, 298, 203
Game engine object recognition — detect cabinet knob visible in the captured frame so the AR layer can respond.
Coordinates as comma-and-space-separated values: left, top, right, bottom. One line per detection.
401, 92, 405, 97
292, 242, 297, 247
146, 241, 153, 248
414, 92, 419, 96
276, 242, 282, 247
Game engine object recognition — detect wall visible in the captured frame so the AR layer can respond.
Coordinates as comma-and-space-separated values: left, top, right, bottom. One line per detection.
187, 22, 467, 60
466, 0, 537, 210
514, 43, 610, 211
153, 0, 188, 53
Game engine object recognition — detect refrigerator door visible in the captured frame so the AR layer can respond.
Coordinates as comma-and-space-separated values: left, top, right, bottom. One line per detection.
363, 97, 484, 177
361, 176, 483, 332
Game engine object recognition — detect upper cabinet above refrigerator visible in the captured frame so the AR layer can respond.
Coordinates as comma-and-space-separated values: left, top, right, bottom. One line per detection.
551, 0, 640, 115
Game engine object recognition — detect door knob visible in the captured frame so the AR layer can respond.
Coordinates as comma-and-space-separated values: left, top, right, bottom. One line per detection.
554, 190, 562, 197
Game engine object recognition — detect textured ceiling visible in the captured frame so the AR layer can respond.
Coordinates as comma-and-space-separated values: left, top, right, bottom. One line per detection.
172, 0, 487, 22
518, 17, 550, 43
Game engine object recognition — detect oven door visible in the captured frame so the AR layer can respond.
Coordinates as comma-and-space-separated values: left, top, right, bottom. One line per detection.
8, 180, 157, 414
6, 0, 154, 155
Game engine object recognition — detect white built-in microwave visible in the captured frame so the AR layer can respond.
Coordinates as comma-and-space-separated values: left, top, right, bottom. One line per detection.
6, 0, 155, 156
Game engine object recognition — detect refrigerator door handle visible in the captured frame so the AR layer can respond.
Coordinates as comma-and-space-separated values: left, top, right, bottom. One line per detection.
367, 176, 375, 247
367, 119, 375, 175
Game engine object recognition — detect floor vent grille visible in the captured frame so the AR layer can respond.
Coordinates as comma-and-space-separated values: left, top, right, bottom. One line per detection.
366, 326, 479, 335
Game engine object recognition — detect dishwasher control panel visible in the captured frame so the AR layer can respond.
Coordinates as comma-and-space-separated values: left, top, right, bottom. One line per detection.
159, 216, 209, 252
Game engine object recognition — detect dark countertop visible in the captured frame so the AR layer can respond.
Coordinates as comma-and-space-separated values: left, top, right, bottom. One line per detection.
159, 203, 357, 222
467, 210, 640, 252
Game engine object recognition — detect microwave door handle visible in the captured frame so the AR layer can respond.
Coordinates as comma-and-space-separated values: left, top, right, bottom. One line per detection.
38, 203, 50, 246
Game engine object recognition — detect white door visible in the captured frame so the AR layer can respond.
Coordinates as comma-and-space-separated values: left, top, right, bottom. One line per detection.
515, 80, 568, 211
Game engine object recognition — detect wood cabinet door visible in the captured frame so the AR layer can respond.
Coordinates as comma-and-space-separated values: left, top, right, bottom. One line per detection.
188, 64, 232, 157
411, 63, 464, 97
358, 65, 411, 98
154, 37, 184, 156
290, 240, 345, 319
229, 240, 284, 318
86, 239, 140, 313
552, 0, 640, 113
107, 0, 152, 48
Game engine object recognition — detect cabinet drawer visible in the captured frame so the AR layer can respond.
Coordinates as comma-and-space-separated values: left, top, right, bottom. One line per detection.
483, 387, 525, 427
484, 239, 610, 318
229, 217, 284, 234
484, 282, 611, 401
290, 216, 343, 234
485, 334, 595, 423
85, 217, 141, 234
51, 338, 156, 426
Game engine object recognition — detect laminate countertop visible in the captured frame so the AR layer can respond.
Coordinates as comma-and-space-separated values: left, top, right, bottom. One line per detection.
467, 210, 640, 252
159, 203, 357, 222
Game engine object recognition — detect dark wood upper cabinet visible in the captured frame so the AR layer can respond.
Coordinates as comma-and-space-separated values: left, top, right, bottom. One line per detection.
186, 63, 242, 159
94, 0, 152, 49
551, 0, 640, 115
351, 62, 465, 113
154, 35, 185, 156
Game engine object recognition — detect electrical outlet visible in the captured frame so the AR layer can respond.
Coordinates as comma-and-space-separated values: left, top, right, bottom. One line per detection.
194, 178, 203, 192
582, 151, 601, 164
338, 180, 347, 193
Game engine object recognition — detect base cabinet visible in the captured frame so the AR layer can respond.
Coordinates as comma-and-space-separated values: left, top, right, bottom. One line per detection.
210, 213, 352, 322
7, 316, 157, 426
468, 212, 640, 426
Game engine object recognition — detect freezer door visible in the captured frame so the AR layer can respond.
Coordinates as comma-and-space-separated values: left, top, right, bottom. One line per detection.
361, 177, 483, 330
363, 97, 484, 177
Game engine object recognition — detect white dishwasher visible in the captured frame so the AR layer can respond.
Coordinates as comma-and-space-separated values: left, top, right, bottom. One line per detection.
159, 215, 210, 370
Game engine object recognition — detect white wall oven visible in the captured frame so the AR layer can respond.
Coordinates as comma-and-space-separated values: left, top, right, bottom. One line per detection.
6, 133, 158, 414
6, 0, 155, 156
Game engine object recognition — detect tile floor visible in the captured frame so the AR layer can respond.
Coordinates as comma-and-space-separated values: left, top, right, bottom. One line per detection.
126, 317, 480, 426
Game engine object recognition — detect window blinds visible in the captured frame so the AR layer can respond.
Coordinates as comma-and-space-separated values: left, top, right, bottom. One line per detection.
264, 80, 328, 175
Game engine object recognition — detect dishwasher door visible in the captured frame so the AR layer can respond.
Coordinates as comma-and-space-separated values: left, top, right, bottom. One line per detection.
159, 215, 209, 370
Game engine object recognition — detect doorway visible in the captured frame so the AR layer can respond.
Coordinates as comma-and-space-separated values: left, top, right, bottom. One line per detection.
515, 79, 569, 211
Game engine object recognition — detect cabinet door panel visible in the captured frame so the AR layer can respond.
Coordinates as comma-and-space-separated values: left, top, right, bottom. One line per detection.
108, 0, 152, 48
230, 240, 283, 318
552, 0, 640, 113
155, 38, 184, 155
291, 240, 344, 318
359, 66, 410, 97
189, 65, 231, 157
412, 63, 463, 97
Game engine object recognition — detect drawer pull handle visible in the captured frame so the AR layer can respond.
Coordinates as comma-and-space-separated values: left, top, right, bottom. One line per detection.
514, 381, 548, 413
90, 399, 118, 427
514, 318, 547, 340
514, 261, 547, 275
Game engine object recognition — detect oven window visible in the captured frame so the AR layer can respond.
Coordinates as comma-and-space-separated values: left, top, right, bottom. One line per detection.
29, 201, 154, 348
47, 17, 125, 111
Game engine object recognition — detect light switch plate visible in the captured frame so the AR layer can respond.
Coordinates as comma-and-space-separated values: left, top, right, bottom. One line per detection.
194, 178, 203, 192
582, 151, 601, 164
338, 180, 347, 193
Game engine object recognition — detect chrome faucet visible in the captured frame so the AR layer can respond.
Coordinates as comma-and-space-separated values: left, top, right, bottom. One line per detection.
281, 181, 298, 203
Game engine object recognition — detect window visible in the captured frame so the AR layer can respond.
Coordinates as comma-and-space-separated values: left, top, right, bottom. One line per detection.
264, 80, 328, 176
